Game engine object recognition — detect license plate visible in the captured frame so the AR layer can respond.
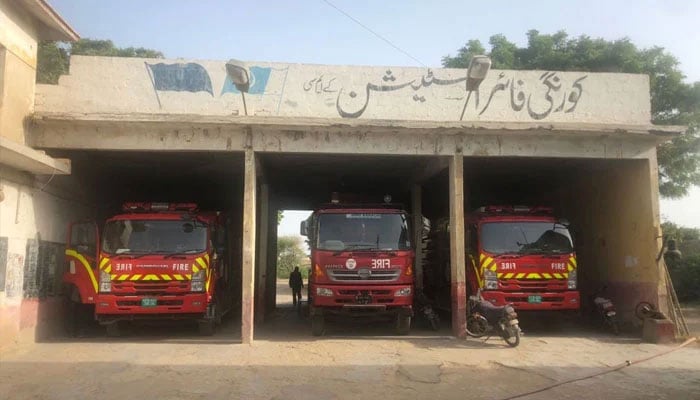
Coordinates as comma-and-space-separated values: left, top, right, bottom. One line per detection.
527, 295, 542, 304
355, 294, 372, 305
141, 298, 157, 307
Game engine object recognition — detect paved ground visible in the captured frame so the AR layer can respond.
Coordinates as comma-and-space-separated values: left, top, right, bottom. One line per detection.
0, 283, 698, 400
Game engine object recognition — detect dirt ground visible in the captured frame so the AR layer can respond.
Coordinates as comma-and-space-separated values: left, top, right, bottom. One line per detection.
0, 282, 698, 400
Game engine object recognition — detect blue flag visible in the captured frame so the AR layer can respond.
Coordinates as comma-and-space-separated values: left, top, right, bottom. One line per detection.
146, 62, 213, 96
221, 66, 272, 95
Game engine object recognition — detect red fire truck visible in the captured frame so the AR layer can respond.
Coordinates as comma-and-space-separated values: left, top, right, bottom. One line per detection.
62, 202, 235, 336
466, 205, 580, 311
301, 195, 415, 336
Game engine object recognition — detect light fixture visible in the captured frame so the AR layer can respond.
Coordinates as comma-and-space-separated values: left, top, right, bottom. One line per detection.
225, 59, 250, 115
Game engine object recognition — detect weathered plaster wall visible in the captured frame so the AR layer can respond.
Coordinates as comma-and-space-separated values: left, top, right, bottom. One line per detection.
0, 1, 89, 348
36, 56, 651, 125
0, 0, 39, 145
0, 167, 95, 347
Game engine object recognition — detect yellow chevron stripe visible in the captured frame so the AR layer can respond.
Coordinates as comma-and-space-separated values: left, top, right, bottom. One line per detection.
553, 273, 563, 279
479, 253, 485, 262
504, 273, 514, 279
130, 274, 142, 281
569, 257, 577, 268
143, 274, 159, 281
516, 273, 526, 279
196, 257, 207, 270
497, 273, 503, 278
542, 273, 552, 279
65, 249, 98, 293
526, 273, 541, 279
186, 274, 192, 280
110, 274, 117, 280
174, 274, 184, 281
204, 253, 210, 264
99, 257, 110, 269
192, 265, 200, 273
160, 274, 172, 281
567, 264, 574, 272
563, 273, 569, 278
104, 265, 111, 273
118, 275, 129, 281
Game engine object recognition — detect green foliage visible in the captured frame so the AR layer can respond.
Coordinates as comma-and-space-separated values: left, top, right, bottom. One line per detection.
661, 222, 700, 243
670, 255, 700, 301
443, 30, 700, 198
277, 210, 284, 225
277, 235, 307, 279
36, 42, 69, 84
37, 38, 164, 84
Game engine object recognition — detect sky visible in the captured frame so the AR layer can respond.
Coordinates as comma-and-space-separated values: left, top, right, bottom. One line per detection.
48, 0, 700, 230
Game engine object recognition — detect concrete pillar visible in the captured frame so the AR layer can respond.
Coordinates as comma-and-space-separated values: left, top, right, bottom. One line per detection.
449, 152, 467, 339
412, 184, 423, 290
255, 183, 269, 324
241, 148, 256, 344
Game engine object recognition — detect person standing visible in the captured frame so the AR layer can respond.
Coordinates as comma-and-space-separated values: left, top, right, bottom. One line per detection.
289, 267, 304, 306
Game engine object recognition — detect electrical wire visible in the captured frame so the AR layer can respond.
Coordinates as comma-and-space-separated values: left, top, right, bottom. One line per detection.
498, 337, 698, 400
320, 0, 428, 68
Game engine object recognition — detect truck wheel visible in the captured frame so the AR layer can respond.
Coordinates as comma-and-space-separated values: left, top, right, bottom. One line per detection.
311, 314, 325, 336
63, 295, 79, 337
396, 313, 411, 335
198, 320, 215, 336
105, 322, 121, 337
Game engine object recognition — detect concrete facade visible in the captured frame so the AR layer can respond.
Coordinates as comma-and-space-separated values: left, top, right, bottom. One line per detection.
0, 0, 80, 348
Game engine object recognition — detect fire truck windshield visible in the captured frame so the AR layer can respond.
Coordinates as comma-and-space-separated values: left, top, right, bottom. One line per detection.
101, 220, 208, 255
481, 222, 573, 255
316, 213, 410, 251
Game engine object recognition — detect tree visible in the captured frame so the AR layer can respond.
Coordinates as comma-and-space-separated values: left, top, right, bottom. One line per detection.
443, 30, 700, 198
37, 38, 164, 84
277, 235, 307, 279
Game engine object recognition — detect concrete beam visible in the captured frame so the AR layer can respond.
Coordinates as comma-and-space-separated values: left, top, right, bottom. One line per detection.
449, 153, 466, 339
30, 119, 663, 160
0, 137, 70, 175
241, 148, 256, 344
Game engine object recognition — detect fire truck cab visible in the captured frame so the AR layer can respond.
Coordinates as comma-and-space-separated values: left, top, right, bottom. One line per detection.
62, 202, 235, 336
301, 194, 415, 336
466, 205, 580, 311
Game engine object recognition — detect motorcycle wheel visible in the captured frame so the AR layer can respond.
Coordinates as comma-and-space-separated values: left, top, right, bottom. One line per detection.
503, 326, 520, 347
635, 302, 656, 320
607, 316, 620, 335
466, 314, 489, 338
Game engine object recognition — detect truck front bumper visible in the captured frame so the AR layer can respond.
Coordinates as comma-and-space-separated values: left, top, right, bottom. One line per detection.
311, 284, 413, 315
95, 293, 209, 321
482, 290, 580, 310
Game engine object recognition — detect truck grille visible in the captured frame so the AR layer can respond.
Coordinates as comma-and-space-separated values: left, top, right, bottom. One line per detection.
112, 281, 189, 295
327, 269, 401, 282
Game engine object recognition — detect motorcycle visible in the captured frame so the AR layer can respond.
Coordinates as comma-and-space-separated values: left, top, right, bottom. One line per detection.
590, 286, 619, 335
466, 294, 521, 347
415, 290, 441, 331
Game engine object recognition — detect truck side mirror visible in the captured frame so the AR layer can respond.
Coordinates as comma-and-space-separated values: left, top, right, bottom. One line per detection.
300, 220, 308, 236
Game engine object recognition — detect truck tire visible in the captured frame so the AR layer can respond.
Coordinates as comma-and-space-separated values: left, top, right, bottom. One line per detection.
311, 314, 325, 336
198, 320, 215, 336
63, 295, 79, 337
105, 322, 121, 337
396, 313, 411, 335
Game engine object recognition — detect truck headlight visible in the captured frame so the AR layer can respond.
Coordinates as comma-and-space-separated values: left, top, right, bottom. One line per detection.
99, 270, 111, 293
191, 270, 206, 292
484, 269, 498, 290
394, 287, 412, 296
316, 287, 333, 297
567, 270, 577, 289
